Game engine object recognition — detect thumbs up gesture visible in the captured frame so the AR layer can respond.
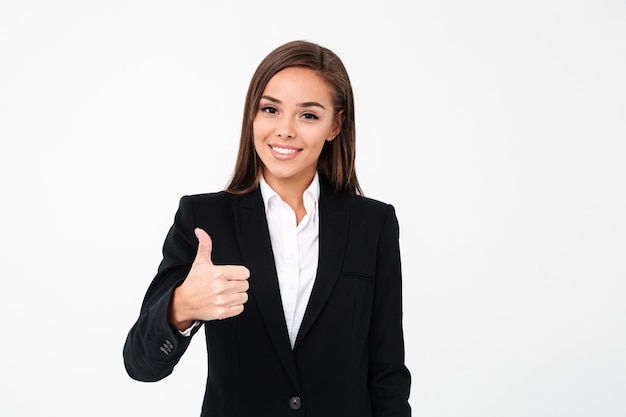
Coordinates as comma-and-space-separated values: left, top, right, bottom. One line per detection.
169, 228, 250, 329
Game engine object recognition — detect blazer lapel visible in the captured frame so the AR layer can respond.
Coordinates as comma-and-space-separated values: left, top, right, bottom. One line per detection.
294, 183, 349, 349
235, 190, 301, 391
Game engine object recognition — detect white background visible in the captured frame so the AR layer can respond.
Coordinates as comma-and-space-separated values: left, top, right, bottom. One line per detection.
1, 1, 625, 416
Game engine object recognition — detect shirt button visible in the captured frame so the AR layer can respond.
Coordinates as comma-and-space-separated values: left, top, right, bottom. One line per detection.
289, 396, 302, 410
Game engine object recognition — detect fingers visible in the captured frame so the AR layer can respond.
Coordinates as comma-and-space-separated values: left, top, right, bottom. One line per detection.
215, 304, 246, 321
193, 227, 213, 266
219, 265, 251, 281
209, 284, 249, 321
208, 269, 249, 321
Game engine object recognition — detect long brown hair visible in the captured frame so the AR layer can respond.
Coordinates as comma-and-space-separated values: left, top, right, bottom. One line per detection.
225, 40, 362, 195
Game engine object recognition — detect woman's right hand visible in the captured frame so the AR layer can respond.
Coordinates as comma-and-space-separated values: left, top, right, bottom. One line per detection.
168, 227, 250, 330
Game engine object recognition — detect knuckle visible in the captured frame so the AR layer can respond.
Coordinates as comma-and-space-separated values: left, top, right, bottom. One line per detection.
212, 268, 225, 280
214, 294, 226, 306
211, 281, 226, 295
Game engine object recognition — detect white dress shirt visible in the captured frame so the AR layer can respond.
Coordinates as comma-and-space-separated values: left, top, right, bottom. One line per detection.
260, 173, 320, 348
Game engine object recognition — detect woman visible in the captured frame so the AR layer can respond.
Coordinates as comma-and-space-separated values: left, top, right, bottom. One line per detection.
123, 40, 412, 416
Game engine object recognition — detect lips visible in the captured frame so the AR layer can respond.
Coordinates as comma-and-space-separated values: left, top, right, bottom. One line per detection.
270, 145, 300, 154
269, 144, 302, 159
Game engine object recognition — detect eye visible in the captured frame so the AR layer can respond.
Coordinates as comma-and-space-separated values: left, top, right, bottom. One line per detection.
301, 112, 319, 120
261, 105, 278, 114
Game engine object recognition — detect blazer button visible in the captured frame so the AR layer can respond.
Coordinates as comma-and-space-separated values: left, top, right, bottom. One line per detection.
289, 396, 302, 410
159, 339, 174, 355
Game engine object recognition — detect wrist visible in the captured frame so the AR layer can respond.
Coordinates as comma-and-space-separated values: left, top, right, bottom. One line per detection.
168, 286, 194, 331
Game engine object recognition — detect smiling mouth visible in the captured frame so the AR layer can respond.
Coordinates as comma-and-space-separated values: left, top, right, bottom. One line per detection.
270, 145, 301, 155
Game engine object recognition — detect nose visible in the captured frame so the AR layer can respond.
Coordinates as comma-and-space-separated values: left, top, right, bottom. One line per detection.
276, 118, 295, 139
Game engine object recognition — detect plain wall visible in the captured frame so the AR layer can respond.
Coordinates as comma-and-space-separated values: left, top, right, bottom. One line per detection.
1, 1, 625, 416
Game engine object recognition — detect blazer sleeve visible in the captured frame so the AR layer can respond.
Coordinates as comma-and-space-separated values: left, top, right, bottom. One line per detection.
123, 195, 203, 382
368, 204, 412, 416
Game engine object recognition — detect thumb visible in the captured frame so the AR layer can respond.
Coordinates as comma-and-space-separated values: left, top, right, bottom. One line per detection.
193, 227, 214, 265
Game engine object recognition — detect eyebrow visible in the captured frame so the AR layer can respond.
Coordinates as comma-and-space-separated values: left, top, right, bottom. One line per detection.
260, 95, 327, 110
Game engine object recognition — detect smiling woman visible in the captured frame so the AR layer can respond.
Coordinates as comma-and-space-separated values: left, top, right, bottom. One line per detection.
123, 40, 412, 417
253, 67, 341, 221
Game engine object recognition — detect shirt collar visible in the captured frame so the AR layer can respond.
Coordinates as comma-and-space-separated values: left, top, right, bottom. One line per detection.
260, 172, 320, 212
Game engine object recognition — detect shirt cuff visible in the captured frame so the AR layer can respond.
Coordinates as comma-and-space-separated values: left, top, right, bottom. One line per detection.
178, 320, 201, 337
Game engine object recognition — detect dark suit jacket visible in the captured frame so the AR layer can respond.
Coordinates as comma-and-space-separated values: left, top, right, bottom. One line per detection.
123, 180, 411, 416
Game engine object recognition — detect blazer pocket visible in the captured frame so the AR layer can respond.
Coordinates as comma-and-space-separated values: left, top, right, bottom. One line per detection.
341, 271, 373, 308
340, 272, 373, 344
342, 271, 373, 282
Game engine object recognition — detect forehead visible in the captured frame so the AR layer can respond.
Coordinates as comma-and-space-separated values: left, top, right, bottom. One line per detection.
263, 67, 333, 103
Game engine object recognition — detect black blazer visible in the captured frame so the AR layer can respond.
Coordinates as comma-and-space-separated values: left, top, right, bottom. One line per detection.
123, 180, 411, 417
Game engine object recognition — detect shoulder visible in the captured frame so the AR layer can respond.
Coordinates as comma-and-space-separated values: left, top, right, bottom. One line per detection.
174, 190, 255, 223
179, 189, 265, 209
351, 194, 398, 229
179, 190, 239, 207
335, 192, 396, 217
349, 194, 393, 211
320, 179, 394, 217
326, 191, 398, 231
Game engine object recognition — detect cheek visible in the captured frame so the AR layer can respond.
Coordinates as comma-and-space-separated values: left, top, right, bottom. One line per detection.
253, 135, 264, 156
252, 121, 262, 147
253, 118, 270, 142
252, 131, 271, 162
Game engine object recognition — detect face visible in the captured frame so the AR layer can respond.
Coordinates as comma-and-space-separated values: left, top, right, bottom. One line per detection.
253, 66, 340, 192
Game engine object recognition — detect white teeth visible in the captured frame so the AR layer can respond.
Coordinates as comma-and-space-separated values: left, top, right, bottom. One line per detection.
272, 146, 298, 154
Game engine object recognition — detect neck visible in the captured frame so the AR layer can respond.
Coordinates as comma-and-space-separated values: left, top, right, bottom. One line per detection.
263, 171, 316, 224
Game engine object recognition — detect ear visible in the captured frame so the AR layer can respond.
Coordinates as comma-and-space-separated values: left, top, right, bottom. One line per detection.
328, 110, 344, 141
